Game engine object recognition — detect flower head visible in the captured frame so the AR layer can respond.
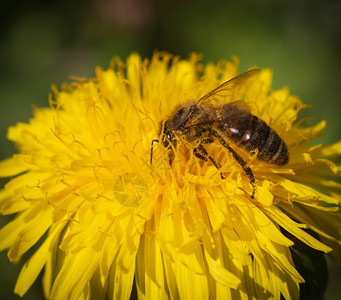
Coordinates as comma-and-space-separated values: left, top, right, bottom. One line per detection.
0, 52, 340, 299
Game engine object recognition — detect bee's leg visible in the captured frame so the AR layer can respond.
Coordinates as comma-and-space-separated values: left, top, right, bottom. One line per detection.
193, 144, 225, 179
212, 130, 256, 199
150, 138, 175, 166
168, 138, 177, 166
201, 138, 214, 144
150, 139, 159, 164
168, 150, 175, 166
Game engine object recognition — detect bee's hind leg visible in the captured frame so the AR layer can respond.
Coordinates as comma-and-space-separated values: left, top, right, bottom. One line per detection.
211, 130, 256, 198
193, 143, 225, 179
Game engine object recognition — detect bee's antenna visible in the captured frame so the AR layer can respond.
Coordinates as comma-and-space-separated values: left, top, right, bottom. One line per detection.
150, 139, 159, 164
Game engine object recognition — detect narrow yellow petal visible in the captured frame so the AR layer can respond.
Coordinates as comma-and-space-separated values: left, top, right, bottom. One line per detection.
254, 258, 279, 300
310, 140, 341, 158
162, 254, 179, 300
0, 193, 30, 215
50, 248, 100, 300
290, 173, 341, 196
42, 222, 67, 299
263, 206, 332, 252
14, 223, 61, 296
281, 178, 339, 206
256, 180, 274, 206
107, 235, 139, 300
279, 202, 341, 263
8, 204, 52, 261
0, 157, 28, 177
203, 230, 241, 288
108, 263, 135, 300
175, 254, 209, 300
264, 240, 304, 283
89, 266, 106, 300
78, 283, 90, 300
0, 203, 46, 251
235, 199, 293, 247
228, 206, 268, 273
127, 53, 142, 99
136, 233, 168, 299
269, 254, 300, 300
202, 189, 225, 232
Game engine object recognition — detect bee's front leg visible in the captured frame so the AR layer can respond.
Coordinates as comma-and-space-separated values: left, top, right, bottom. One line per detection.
168, 150, 175, 166
193, 143, 225, 179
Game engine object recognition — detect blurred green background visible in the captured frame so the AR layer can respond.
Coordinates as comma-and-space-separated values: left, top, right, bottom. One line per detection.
0, 0, 340, 299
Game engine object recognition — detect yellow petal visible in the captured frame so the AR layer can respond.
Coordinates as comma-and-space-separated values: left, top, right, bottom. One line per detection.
202, 189, 225, 232
50, 248, 100, 300
42, 222, 67, 299
175, 252, 210, 300
262, 206, 332, 252
281, 178, 339, 206
8, 204, 52, 261
236, 199, 293, 247
106, 227, 139, 300
256, 180, 274, 206
136, 233, 168, 299
14, 223, 62, 296
0, 203, 45, 251
89, 266, 106, 300
0, 193, 30, 215
0, 157, 28, 177
253, 258, 279, 300
264, 240, 304, 283
203, 230, 241, 288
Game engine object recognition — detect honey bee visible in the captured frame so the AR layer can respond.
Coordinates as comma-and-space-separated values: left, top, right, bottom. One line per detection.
150, 69, 289, 198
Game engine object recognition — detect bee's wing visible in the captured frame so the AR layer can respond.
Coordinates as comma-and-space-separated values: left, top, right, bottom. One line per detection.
197, 68, 260, 106
185, 101, 250, 128
184, 69, 259, 128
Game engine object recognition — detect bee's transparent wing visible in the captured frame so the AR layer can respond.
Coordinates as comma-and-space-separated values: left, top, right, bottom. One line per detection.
185, 101, 251, 128
197, 68, 260, 106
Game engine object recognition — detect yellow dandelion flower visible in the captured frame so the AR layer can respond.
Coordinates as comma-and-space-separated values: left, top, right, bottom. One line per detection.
0, 52, 340, 300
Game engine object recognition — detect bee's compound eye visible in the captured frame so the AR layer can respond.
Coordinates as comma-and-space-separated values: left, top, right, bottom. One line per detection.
189, 105, 196, 111
175, 108, 185, 119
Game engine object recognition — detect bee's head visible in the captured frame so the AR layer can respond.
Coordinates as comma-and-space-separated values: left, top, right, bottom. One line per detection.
159, 103, 201, 148
159, 120, 173, 148
171, 103, 201, 129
